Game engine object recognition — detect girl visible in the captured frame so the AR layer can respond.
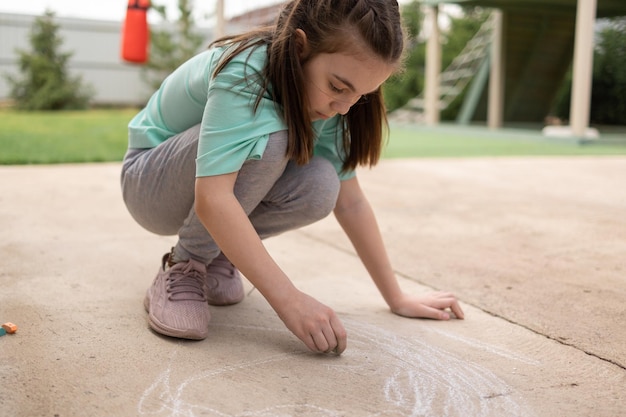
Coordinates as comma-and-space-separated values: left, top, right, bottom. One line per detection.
121, 0, 464, 355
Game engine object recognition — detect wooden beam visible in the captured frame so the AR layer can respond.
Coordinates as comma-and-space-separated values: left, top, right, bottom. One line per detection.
488, 10, 505, 129
569, 0, 597, 138
424, 5, 441, 126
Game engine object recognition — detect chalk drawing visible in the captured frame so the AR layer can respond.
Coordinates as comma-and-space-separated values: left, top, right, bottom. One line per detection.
428, 327, 542, 366
138, 318, 537, 417
345, 319, 537, 417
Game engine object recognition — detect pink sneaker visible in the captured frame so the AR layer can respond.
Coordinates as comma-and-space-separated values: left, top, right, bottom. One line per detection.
205, 252, 245, 306
144, 254, 211, 340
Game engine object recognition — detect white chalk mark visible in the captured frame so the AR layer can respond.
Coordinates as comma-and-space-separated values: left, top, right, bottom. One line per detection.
345, 319, 536, 417
429, 327, 542, 366
138, 319, 536, 417
138, 344, 307, 417
238, 404, 342, 417
137, 346, 180, 416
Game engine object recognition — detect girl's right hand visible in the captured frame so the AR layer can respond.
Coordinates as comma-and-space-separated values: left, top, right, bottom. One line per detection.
275, 289, 347, 354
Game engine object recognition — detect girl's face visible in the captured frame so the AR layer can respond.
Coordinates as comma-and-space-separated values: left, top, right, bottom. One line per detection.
300, 42, 395, 121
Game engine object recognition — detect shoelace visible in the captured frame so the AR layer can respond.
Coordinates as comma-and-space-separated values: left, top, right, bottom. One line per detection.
166, 262, 207, 302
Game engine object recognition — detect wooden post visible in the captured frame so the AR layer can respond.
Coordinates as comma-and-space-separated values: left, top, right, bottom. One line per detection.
488, 10, 505, 129
215, 0, 225, 39
570, 0, 597, 138
424, 5, 441, 126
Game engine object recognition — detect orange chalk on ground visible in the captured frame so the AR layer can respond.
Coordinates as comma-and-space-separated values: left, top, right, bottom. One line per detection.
2, 322, 17, 334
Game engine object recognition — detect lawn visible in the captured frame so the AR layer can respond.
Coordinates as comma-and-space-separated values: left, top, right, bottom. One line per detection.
0, 109, 135, 164
383, 124, 626, 158
1, 109, 625, 164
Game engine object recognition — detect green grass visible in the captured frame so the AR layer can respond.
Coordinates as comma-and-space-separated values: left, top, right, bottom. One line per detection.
0, 108, 135, 164
384, 124, 626, 158
1, 109, 625, 164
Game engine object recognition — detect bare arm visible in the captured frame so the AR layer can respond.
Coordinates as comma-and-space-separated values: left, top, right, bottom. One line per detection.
333, 176, 464, 320
195, 174, 347, 353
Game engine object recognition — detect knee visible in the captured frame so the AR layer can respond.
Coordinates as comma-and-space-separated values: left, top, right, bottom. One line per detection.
300, 157, 340, 219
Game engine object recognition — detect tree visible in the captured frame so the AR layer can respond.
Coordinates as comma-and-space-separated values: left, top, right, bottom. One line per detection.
383, 1, 425, 112
589, 18, 626, 124
141, 0, 205, 90
5, 10, 93, 110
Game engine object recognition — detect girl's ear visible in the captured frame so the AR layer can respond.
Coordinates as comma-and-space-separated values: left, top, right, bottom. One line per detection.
294, 29, 310, 60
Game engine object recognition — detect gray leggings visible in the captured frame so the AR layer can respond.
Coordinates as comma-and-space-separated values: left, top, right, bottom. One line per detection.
120, 124, 340, 264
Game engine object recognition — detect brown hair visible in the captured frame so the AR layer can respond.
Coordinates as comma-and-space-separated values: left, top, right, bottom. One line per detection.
210, 0, 404, 172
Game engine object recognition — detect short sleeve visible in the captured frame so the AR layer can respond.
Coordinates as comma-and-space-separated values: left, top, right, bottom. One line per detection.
195, 46, 286, 177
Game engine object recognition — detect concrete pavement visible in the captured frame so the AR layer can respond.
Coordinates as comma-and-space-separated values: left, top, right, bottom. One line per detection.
0, 158, 624, 416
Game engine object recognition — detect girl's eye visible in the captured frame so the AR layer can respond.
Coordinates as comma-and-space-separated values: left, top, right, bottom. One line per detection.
329, 83, 343, 93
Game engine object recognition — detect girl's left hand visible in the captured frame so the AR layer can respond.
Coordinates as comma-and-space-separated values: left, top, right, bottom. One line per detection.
390, 292, 465, 320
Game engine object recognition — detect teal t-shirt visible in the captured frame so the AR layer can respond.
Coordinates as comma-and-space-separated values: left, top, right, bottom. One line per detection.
128, 44, 355, 180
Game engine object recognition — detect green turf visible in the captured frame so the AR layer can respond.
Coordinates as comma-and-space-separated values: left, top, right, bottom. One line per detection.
1, 109, 625, 165
0, 109, 135, 164
383, 124, 626, 158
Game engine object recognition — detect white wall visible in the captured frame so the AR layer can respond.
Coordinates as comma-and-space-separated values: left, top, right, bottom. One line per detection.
0, 13, 212, 106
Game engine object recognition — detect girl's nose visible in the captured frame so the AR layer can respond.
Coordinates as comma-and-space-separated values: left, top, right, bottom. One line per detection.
332, 100, 352, 115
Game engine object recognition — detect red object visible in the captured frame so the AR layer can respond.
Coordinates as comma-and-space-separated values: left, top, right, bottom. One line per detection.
121, 0, 150, 63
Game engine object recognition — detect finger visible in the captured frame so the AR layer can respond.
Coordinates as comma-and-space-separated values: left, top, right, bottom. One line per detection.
449, 299, 465, 320
330, 315, 347, 354
428, 293, 458, 305
311, 330, 330, 353
429, 294, 465, 320
303, 334, 320, 353
321, 326, 338, 354
419, 305, 451, 320
421, 295, 453, 310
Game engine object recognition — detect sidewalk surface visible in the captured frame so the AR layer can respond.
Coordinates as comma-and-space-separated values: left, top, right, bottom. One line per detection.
1, 157, 624, 417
